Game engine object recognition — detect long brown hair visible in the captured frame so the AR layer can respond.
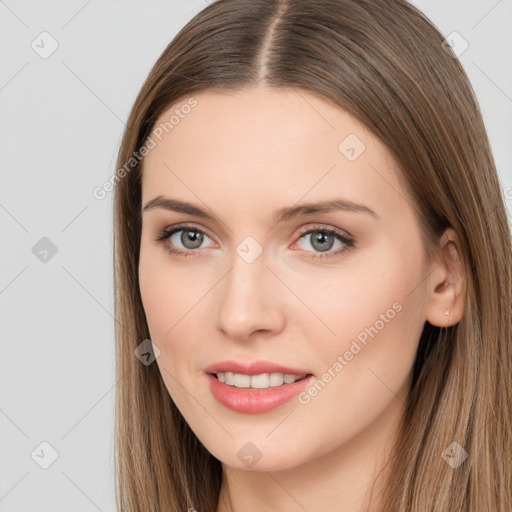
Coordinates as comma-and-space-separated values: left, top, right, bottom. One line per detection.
113, 0, 512, 510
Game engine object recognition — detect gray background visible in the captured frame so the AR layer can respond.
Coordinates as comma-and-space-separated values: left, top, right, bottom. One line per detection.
0, 1, 510, 511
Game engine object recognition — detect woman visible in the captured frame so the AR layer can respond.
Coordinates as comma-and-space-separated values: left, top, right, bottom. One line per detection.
113, 0, 512, 510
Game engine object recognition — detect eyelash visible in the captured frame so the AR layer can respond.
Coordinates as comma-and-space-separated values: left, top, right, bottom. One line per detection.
154, 223, 356, 261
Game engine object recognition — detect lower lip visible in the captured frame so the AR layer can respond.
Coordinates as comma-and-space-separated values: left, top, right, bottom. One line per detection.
207, 374, 314, 414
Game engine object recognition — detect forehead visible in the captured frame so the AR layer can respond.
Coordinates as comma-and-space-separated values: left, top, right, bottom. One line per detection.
141, 86, 409, 222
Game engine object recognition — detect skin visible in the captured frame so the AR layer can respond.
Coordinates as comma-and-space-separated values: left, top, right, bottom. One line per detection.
138, 85, 465, 512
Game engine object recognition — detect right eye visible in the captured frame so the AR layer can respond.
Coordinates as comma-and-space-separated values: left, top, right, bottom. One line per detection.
155, 224, 215, 258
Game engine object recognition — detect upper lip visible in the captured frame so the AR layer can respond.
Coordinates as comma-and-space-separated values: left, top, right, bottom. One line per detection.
204, 360, 313, 376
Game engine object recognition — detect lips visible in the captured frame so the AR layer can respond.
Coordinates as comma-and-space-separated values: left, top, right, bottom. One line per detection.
204, 360, 315, 414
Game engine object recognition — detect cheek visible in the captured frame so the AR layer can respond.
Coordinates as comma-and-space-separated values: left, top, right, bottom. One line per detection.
288, 264, 425, 462
138, 246, 202, 409
138, 244, 186, 359
139, 242, 203, 338
292, 238, 426, 382
138, 242, 217, 384
138, 247, 168, 337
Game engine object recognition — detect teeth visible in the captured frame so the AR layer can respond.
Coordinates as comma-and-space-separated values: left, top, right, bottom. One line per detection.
283, 374, 297, 384
215, 372, 304, 389
270, 373, 284, 387
251, 373, 270, 388
233, 373, 251, 388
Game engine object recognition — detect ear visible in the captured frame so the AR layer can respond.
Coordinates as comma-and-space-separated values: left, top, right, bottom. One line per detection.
425, 227, 466, 328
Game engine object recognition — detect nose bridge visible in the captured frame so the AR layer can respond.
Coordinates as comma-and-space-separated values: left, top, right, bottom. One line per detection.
231, 246, 268, 299
215, 241, 282, 339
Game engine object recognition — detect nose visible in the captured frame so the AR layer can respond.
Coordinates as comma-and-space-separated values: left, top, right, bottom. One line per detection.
215, 249, 286, 342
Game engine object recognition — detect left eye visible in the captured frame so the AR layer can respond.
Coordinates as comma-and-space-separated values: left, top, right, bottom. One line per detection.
294, 228, 354, 256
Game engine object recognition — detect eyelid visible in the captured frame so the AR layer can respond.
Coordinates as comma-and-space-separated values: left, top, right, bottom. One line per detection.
294, 223, 354, 240
155, 222, 216, 243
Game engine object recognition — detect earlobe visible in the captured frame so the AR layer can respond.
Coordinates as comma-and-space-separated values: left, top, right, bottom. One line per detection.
425, 228, 466, 328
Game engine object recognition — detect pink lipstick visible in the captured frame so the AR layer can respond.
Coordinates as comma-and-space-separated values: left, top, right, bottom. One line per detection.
204, 360, 314, 414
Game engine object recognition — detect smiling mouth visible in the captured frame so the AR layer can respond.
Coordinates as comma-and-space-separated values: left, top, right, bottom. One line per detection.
212, 372, 311, 389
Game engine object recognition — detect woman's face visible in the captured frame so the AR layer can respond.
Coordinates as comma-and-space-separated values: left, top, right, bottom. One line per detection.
139, 85, 433, 471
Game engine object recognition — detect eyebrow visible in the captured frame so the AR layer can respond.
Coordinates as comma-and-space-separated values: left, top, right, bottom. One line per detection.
142, 196, 380, 223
